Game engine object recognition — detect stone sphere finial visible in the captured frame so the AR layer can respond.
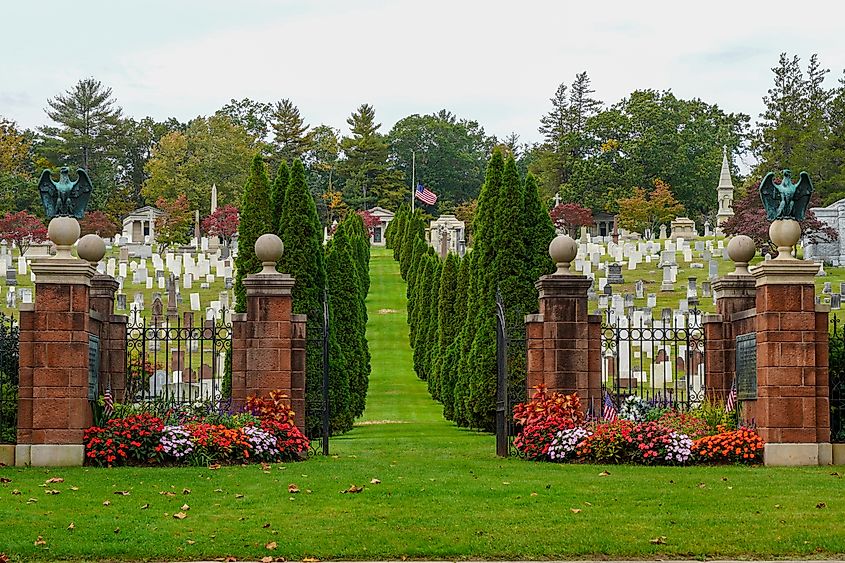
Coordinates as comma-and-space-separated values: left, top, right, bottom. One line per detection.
726, 234, 756, 276
48, 216, 81, 259
549, 234, 578, 275
77, 233, 106, 265
768, 218, 801, 260
255, 233, 284, 274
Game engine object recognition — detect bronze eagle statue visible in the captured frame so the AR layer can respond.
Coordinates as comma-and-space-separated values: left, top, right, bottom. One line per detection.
759, 169, 813, 222
38, 167, 93, 219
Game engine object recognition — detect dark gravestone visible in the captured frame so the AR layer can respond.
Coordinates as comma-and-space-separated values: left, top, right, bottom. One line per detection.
116, 293, 127, 310
607, 263, 624, 284
736, 333, 757, 400
5, 269, 16, 286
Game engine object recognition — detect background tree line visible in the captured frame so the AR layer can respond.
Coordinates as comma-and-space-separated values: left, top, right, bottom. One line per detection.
2, 54, 845, 232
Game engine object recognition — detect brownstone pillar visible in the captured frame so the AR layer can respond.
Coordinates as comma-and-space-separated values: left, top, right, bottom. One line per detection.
16, 257, 97, 466
705, 275, 756, 397
750, 259, 831, 465
231, 235, 306, 432
90, 274, 127, 402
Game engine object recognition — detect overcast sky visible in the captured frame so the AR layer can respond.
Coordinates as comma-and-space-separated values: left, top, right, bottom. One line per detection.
2, 0, 844, 156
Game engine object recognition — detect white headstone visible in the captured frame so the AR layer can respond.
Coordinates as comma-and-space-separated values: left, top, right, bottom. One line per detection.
190, 292, 201, 311
183, 273, 193, 289
17, 257, 26, 275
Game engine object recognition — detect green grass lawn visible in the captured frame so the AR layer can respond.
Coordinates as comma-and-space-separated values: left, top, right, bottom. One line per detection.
1, 247, 845, 561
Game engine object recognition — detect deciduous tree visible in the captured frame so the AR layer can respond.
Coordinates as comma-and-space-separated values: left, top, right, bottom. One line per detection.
616, 179, 684, 236
153, 195, 192, 253
549, 202, 594, 236
79, 210, 119, 238
0, 211, 47, 255
201, 204, 239, 248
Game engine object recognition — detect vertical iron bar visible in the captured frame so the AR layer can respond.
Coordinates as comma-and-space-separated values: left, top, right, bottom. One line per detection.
495, 291, 508, 458
322, 289, 330, 456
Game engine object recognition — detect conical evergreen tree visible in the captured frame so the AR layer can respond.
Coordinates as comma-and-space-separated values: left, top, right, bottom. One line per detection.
399, 211, 424, 278
522, 173, 555, 288
451, 249, 477, 426
424, 259, 443, 397
271, 161, 290, 235
406, 237, 428, 339
440, 253, 467, 421
412, 255, 434, 380
278, 159, 331, 434
234, 154, 273, 313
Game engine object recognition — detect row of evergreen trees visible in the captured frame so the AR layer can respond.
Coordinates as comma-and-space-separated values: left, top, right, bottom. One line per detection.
385, 148, 555, 430
234, 155, 370, 435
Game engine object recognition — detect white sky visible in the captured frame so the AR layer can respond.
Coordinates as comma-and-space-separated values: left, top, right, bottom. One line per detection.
2, 0, 844, 155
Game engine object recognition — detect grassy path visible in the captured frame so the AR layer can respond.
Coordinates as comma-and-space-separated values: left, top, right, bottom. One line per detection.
1, 248, 845, 560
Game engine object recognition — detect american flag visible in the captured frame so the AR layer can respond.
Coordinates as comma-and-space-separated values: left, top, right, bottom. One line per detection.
725, 378, 737, 413
414, 182, 438, 205
103, 387, 114, 418
602, 391, 618, 421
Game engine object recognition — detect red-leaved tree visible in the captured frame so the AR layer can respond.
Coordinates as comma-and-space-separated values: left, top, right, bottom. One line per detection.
549, 203, 594, 236
154, 195, 192, 253
80, 210, 119, 239
722, 181, 837, 254
357, 210, 381, 237
201, 204, 239, 247
0, 211, 48, 256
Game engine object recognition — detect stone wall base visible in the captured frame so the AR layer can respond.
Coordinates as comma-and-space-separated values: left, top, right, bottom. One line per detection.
0, 444, 14, 466
764, 442, 832, 466
15, 444, 84, 467
833, 444, 845, 465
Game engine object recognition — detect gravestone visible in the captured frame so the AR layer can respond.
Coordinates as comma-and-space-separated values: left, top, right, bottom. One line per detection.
832, 293, 842, 310
19, 288, 32, 304
661, 266, 674, 292
695, 241, 705, 252
603, 283, 613, 296
116, 293, 127, 310
151, 296, 164, 324
702, 281, 712, 298
678, 298, 689, 312
224, 277, 233, 290
659, 224, 667, 239
607, 263, 624, 284
708, 260, 719, 280
635, 280, 644, 299
703, 249, 712, 262
5, 288, 14, 308
190, 292, 201, 311
5, 269, 16, 286
134, 292, 144, 308
647, 293, 657, 308
119, 246, 129, 263
823, 282, 832, 294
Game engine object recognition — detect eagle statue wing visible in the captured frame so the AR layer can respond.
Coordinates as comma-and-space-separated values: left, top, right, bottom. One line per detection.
792, 171, 814, 221
759, 172, 780, 221
69, 168, 93, 219
38, 169, 58, 218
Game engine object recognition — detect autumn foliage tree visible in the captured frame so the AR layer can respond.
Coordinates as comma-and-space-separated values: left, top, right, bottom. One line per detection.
79, 210, 119, 238
616, 179, 684, 236
549, 202, 594, 236
0, 211, 47, 255
154, 195, 192, 252
722, 181, 837, 253
356, 209, 380, 237
201, 204, 239, 247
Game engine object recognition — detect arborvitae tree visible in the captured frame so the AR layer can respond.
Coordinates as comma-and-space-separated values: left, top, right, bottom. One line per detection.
386, 203, 408, 251
451, 249, 477, 426
326, 238, 363, 423
425, 259, 443, 398
234, 154, 273, 313
440, 253, 467, 421
454, 148, 504, 428
391, 207, 407, 259
345, 212, 371, 298
522, 172, 555, 285
412, 256, 434, 380
278, 159, 329, 434
406, 237, 428, 337
430, 252, 459, 402
399, 211, 425, 278
270, 160, 290, 234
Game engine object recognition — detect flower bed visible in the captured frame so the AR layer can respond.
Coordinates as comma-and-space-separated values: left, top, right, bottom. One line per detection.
513, 387, 763, 465
84, 391, 309, 467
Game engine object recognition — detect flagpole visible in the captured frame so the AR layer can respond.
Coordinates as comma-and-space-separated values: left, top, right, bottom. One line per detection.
411, 150, 416, 213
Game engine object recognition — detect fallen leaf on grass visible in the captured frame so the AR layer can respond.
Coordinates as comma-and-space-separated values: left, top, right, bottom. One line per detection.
214, 488, 224, 493
160, 491, 176, 497
45, 489, 60, 495
816, 502, 827, 509
181, 503, 190, 511
530, 492, 538, 497
650, 536, 667, 545
261, 463, 271, 471
570, 508, 582, 513
173, 512, 187, 519
114, 490, 130, 496
341, 485, 364, 494
583, 501, 592, 506
302, 557, 320, 562
102, 500, 111, 506
67, 522, 74, 531
70, 486, 79, 491
370, 478, 381, 484
141, 503, 149, 510
598, 471, 610, 477
114, 527, 120, 534
697, 483, 706, 489
831, 472, 841, 478
182, 488, 192, 495
45, 477, 64, 484
265, 541, 278, 550
235, 493, 244, 499
0, 477, 10, 483
774, 504, 782, 509
11, 489, 20, 495
261, 558, 273, 563
208, 464, 221, 470
34, 536, 46, 546
187, 540, 195, 545
288, 484, 300, 494
0, 552, 9, 563
27, 498, 37, 504
263, 523, 271, 529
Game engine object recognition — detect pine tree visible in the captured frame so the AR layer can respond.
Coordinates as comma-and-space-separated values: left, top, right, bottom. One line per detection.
271, 99, 313, 164
278, 159, 330, 434
234, 154, 273, 313
270, 161, 290, 235
440, 253, 467, 421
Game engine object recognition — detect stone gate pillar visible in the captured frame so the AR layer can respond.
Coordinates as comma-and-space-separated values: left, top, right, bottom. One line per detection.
231, 235, 306, 431
16, 219, 98, 466
525, 235, 601, 413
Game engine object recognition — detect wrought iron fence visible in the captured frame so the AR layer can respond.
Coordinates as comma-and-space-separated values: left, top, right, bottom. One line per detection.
0, 313, 19, 444
305, 289, 330, 454
495, 290, 526, 457
125, 310, 232, 407
600, 306, 706, 411
829, 315, 845, 442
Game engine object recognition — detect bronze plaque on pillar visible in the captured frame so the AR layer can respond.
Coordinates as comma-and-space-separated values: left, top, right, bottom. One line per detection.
88, 335, 101, 401
735, 333, 757, 400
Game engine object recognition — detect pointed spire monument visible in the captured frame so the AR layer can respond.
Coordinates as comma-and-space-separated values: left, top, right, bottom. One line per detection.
715, 145, 735, 235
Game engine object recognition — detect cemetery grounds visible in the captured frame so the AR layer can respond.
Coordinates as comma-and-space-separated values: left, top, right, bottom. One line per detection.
0, 247, 844, 560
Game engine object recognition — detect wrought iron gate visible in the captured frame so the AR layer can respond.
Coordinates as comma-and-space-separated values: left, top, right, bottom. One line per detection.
495, 291, 526, 457
0, 313, 19, 444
